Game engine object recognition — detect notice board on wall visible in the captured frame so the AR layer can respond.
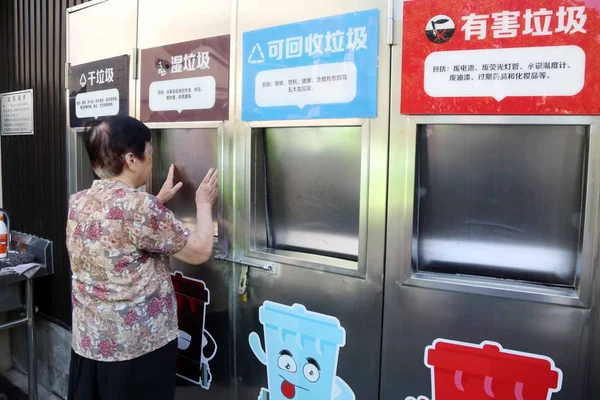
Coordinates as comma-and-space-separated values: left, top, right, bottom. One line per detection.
1, 89, 34, 136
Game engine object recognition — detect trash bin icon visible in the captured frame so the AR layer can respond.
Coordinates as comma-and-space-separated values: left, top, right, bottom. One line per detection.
171, 271, 218, 390
406, 339, 563, 400
249, 301, 355, 400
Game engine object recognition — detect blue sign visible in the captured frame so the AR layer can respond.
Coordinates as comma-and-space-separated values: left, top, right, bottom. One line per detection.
242, 9, 379, 121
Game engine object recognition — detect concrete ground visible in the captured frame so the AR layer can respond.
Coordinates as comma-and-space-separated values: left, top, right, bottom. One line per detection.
0, 370, 61, 400
0, 373, 26, 400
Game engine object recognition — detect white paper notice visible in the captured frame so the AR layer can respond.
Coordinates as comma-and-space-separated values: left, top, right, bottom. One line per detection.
149, 76, 216, 113
75, 89, 120, 119
1, 90, 34, 135
424, 45, 585, 101
255, 61, 357, 109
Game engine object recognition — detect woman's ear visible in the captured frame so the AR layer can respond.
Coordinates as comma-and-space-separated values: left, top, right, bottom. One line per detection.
123, 152, 137, 171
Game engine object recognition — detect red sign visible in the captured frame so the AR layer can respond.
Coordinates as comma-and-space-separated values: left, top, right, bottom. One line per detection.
406, 339, 563, 400
401, 0, 600, 115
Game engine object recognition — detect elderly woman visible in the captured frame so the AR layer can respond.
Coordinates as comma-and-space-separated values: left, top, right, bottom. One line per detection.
66, 116, 217, 400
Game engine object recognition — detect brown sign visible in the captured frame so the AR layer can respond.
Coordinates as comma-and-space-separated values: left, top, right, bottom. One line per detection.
140, 35, 230, 122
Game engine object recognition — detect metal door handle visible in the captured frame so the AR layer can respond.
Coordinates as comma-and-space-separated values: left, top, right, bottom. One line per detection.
214, 251, 273, 272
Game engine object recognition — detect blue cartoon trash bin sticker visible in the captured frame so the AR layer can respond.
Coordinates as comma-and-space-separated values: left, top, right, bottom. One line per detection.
249, 301, 355, 400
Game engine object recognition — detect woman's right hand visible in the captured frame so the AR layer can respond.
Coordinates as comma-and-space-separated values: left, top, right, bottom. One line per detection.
196, 168, 218, 206
173, 168, 218, 266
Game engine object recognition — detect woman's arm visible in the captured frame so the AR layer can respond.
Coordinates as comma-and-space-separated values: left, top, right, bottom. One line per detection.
172, 168, 218, 265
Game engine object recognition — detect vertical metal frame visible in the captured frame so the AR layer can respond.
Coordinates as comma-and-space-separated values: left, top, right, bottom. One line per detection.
66, 9, 76, 196
243, 119, 371, 277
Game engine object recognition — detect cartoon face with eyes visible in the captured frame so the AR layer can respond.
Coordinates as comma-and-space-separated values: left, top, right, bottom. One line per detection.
275, 348, 322, 398
249, 301, 355, 400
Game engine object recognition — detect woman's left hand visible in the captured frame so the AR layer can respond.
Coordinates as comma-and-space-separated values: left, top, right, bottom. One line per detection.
157, 164, 183, 204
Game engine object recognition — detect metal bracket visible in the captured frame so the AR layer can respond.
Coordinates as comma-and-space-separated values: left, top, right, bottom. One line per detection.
387, 0, 395, 45
132, 48, 139, 80
214, 252, 274, 272
64, 62, 71, 90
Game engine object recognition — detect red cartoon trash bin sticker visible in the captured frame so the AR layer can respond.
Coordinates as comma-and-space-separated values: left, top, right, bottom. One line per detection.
406, 339, 563, 400
171, 271, 218, 390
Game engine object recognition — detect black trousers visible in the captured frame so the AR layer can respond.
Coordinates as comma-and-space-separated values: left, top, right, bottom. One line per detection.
68, 340, 177, 400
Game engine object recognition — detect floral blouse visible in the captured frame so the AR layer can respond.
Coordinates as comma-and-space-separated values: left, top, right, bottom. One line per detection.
66, 179, 190, 362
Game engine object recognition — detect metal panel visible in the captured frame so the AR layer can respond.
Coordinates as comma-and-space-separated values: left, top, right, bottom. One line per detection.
68, 0, 137, 66
261, 126, 362, 261
382, 7, 600, 399
233, 0, 390, 399
0, 0, 90, 326
137, 0, 231, 48
246, 124, 363, 273
152, 129, 219, 240
413, 124, 587, 286
247, 122, 372, 277
382, 287, 591, 399
150, 128, 231, 399
384, 119, 600, 400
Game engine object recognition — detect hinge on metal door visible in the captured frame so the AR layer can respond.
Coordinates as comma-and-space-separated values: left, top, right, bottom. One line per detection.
387, 0, 395, 45
64, 62, 71, 90
132, 48, 139, 80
